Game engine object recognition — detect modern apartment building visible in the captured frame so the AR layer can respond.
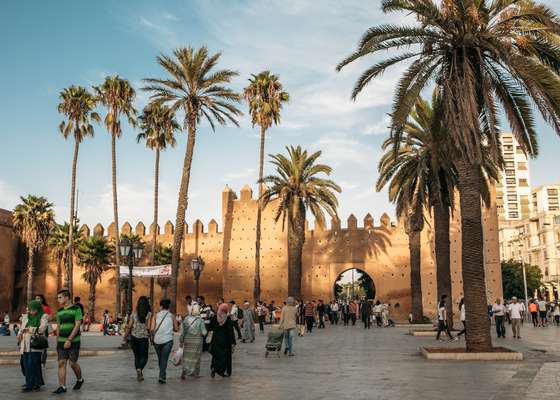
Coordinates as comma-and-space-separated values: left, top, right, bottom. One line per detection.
496, 133, 531, 221
499, 185, 560, 297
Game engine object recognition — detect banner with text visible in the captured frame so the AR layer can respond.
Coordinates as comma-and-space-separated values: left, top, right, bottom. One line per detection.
119, 265, 172, 277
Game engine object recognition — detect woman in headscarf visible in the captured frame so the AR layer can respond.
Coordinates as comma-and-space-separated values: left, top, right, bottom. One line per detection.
207, 303, 236, 378
18, 300, 49, 392
180, 304, 207, 380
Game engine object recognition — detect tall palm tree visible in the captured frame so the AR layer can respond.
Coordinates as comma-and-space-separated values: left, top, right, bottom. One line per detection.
243, 71, 289, 302
77, 236, 113, 322
154, 244, 173, 299
48, 222, 83, 292
377, 148, 427, 322
261, 146, 341, 298
57, 85, 100, 295
137, 103, 179, 308
143, 46, 242, 307
13, 195, 55, 303
94, 76, 137, 316
336, 0, 560, 351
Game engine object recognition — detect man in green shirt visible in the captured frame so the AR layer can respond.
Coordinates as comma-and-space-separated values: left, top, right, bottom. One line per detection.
53, 289, 84, 394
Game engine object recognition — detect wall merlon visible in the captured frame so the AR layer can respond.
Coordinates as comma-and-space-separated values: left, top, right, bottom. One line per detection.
121, 221, 132, 235
193, 219, 204, 234
149, 222, 160, 235
79, 224, 90, 238
93, 223, 104, 237
364, 213, 374, 229
208, 219, 218, 233
164, 221, 174, 235
347, 214, 357, 230
135, 222, 146, 236
240, 184, 253, 202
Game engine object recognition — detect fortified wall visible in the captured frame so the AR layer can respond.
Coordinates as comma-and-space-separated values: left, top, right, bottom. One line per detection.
0, 184, 503, 321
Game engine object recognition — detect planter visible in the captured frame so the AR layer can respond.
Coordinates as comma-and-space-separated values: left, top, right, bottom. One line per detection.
421, 346, 523, 361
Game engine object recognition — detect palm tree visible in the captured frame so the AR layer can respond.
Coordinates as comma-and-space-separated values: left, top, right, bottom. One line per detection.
243, 71, 289, 302
336, 0, 560, 352
48, 222, 83, 292
261, 146, 341, 299
143, 46, 242, 307
93, 76, 137, 315
377, 147, 427, 322
13, 195, 55, 303
57, 86, 100, 295
77, 236, 113, 322
137, 102, 179, 308
154, 245, 173, 299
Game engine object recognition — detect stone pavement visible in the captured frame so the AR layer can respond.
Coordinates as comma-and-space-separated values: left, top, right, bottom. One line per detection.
1, 323, 560, 400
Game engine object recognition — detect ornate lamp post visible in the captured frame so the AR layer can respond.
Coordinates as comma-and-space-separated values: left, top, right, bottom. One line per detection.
190, 256, 205, 299
119, 238, 144, 317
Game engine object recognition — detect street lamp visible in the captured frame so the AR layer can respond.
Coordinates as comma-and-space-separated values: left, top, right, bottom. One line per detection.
190, 256, 205, 298
118, 238, 144, 317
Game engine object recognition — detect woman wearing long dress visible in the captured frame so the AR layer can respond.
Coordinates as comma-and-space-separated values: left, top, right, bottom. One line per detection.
241, 302, 255, 343
18, 300, 49, 392
180, 304, 207, 379
208, 303, 236, 378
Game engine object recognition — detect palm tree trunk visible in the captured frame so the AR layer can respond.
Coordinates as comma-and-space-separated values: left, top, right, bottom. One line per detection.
456, 158, 492, 352
408, 227, 423, 323
88, 283, 96, 323
253, 125, 266, 303
287, 208, 304, 299
67, 139, 79, 294
26, 248, 35, 304
150, 149, 160, 309
111, 134, 121, 317
434, 200, 453, 327
170, 117, 197, 309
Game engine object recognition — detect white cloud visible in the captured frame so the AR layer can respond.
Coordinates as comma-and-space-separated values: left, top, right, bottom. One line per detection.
312, 133, 376, 169
221, 167, 256, 182
363, 114, 391, 136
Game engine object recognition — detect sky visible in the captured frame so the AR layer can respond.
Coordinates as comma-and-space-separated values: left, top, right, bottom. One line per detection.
1, 0, 560, 231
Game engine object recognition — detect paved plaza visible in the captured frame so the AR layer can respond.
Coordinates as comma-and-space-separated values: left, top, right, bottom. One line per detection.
1, 324, 560, 400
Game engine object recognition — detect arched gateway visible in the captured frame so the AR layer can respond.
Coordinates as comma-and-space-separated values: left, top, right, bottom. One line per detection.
334, 268, 375, 300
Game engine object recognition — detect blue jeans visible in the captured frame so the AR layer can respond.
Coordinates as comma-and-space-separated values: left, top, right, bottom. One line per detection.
283, 329, 295, 354
154, 340, 173, 381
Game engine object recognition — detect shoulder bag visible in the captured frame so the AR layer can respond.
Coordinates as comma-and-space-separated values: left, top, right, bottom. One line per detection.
150, 311, 169, 346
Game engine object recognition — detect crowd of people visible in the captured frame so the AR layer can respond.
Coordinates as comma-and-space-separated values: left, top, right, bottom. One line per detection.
9, 290, 560, 393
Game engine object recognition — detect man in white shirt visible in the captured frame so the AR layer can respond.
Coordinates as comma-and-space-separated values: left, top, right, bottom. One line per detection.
508, 297, 525, 339
537, 299, 548, 327
228, 300, 242, 340
492, 298, 506, 338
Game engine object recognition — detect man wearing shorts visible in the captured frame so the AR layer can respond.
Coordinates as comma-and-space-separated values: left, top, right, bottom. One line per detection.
53, 289, 84, 394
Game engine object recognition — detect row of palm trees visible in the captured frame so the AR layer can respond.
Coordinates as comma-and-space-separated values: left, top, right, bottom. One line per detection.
337, 0, 560, 352
55, 47, 295, 315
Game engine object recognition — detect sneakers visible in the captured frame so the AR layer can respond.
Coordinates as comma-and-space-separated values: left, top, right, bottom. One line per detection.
73, 379, 84, 391
449, 337, 458, 342
137, 370, 144, 382
52, 386, 67, 395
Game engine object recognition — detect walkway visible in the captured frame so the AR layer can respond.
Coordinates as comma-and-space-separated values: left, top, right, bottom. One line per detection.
1, 323, 559, 400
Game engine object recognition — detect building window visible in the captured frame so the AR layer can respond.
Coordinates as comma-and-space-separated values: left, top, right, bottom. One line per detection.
517, 162, 527, 170
506, 178, 516, 185
509, 212, 519, 218
509, 203, 518, 210
505, 169, 516, 176
547, 188, 558, 196
550, 197, 559, 205
519, 178, 528, 187
550, 206, 559, 211
505, 161, 515, 168
507, 194, 517, 201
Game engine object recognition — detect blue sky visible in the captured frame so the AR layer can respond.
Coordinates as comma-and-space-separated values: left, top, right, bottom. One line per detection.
1, 0, 559, 230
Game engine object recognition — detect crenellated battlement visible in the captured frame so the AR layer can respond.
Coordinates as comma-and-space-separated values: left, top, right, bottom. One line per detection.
78, 184, 397, 240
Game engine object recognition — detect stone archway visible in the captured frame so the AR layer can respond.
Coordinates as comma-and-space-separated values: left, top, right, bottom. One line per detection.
333, 268, 376, 300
